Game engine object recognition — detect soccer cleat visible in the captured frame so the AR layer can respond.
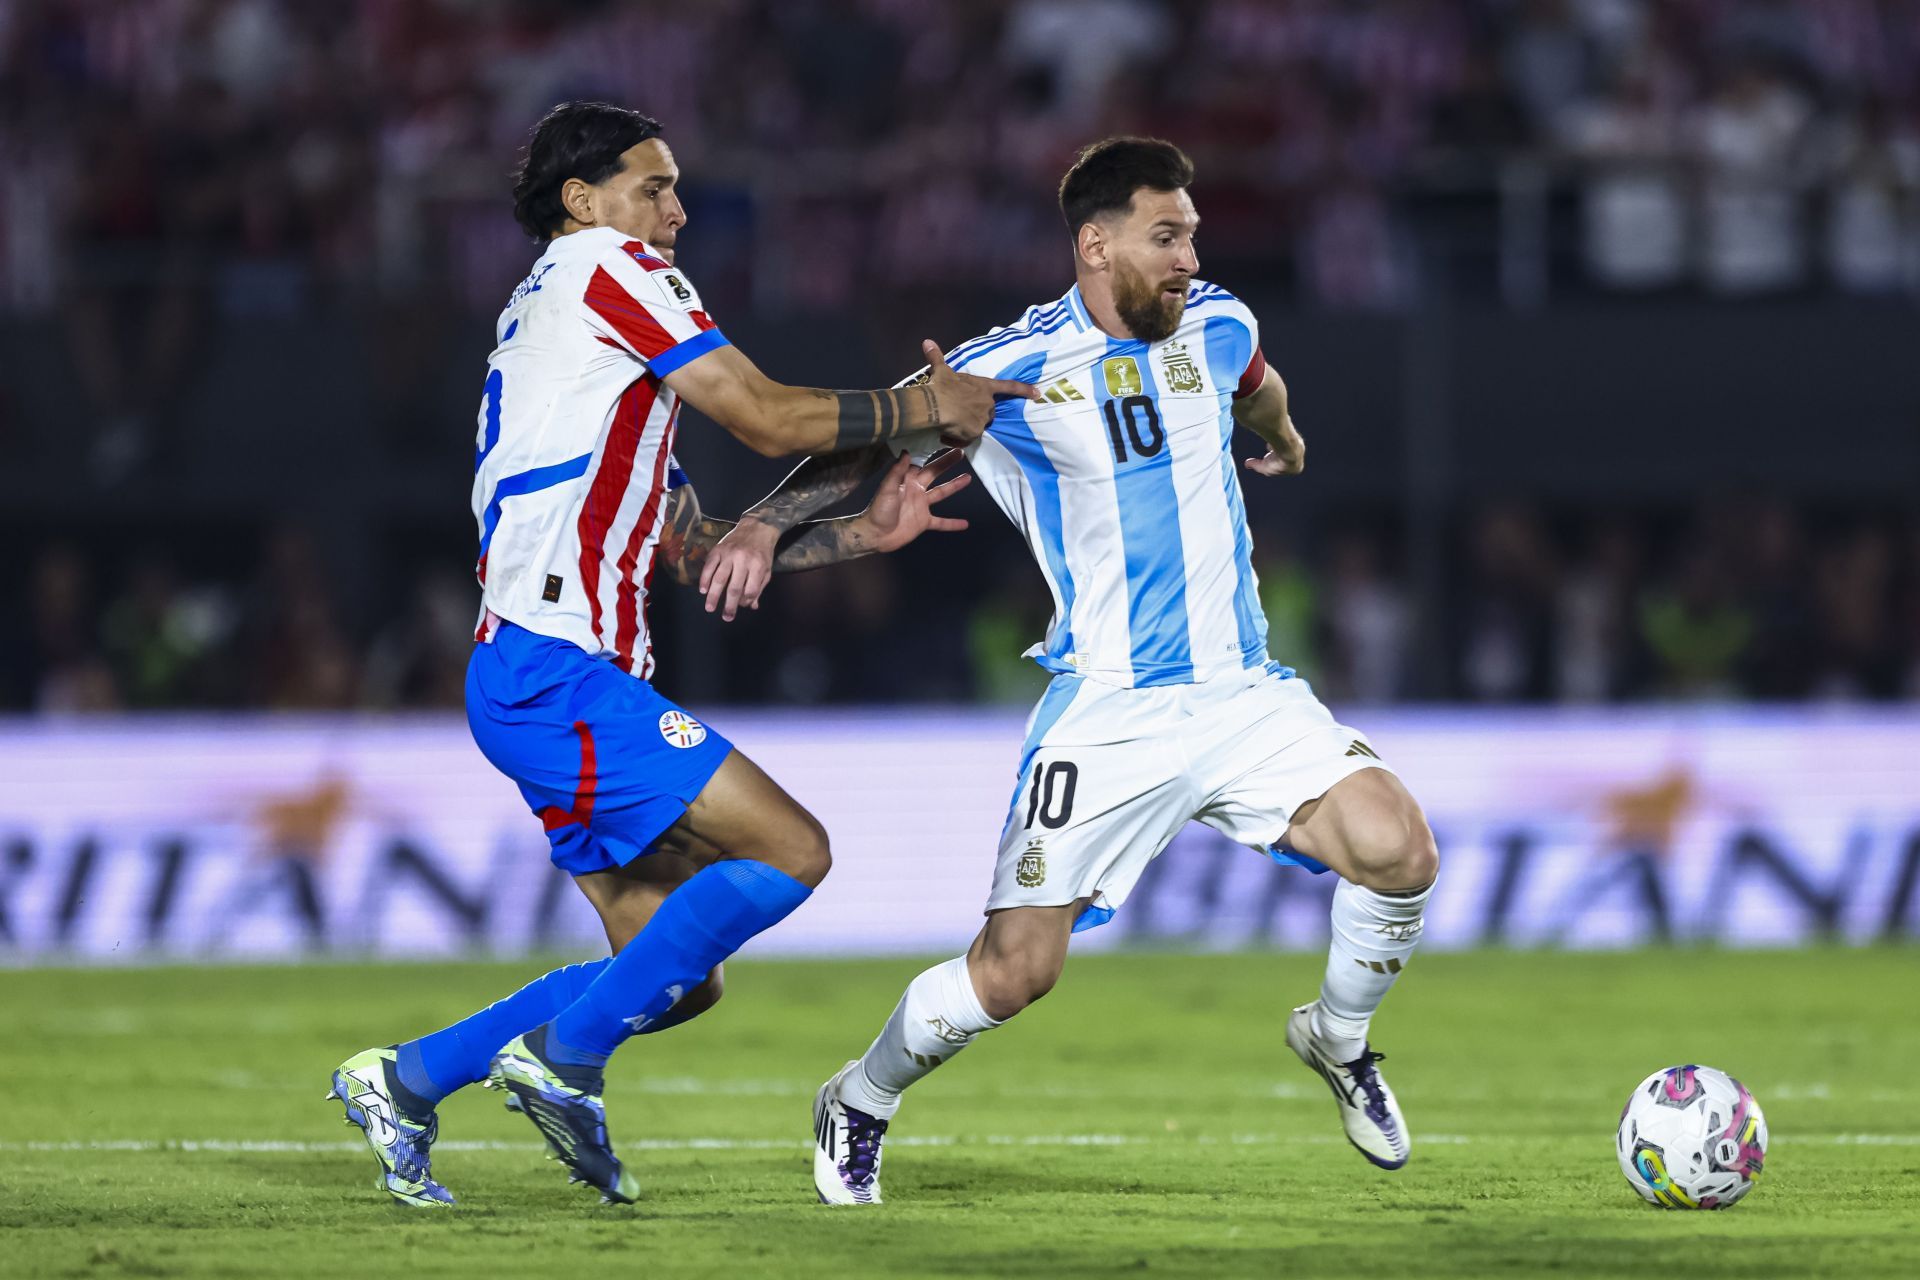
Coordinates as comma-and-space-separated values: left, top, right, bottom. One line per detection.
813, 1060, 889, 1205
1286, 1001, 1411, 1170
325, 1047, 455, 1207
485, 1026, 640, 1205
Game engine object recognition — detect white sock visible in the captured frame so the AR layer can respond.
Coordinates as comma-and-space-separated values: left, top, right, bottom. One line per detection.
840, 956, 1001, 1119
1312, 877, 1434, 1062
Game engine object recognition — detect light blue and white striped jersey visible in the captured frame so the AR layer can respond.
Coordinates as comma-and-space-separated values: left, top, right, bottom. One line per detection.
911, 280, 1275, 690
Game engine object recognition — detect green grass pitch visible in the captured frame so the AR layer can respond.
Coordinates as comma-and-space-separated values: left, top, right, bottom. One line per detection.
2, 948, 1915, 1278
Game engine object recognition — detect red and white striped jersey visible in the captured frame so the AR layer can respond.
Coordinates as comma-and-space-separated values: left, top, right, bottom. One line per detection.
470, 226, 728, 678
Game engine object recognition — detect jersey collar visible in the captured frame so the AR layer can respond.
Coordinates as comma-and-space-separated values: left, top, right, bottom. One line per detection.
1064, 284, 1093, 332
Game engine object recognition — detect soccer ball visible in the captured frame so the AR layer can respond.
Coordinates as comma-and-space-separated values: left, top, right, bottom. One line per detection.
1616, 1065, 1768, 1209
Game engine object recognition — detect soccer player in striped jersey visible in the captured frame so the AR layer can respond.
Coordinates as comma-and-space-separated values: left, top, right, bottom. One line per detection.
325, 101, 1034, 1208
702, 139, 1440, 1203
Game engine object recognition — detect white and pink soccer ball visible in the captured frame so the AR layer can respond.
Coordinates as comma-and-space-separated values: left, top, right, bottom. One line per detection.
1616, 1065, 1768, 1209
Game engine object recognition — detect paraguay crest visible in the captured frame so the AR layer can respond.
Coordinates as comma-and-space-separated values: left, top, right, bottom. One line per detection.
658, 710, 707, 748
1160, 340, 1205, 394
1102, 356, 1143, 397
1015, 839, 1047, 888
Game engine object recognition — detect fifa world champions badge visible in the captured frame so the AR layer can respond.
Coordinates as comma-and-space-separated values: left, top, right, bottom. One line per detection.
1102, 356, 1143, 397
658, 710, 707, 748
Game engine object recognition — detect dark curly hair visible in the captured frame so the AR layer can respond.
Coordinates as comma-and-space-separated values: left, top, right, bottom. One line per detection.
1057, 136, 1195, 235
511, 102, 664, 241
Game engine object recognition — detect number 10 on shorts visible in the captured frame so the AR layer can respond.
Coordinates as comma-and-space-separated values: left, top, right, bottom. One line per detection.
1024, 762, 1078, 830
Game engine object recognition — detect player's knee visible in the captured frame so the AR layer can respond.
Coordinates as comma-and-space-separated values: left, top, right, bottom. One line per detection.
973, 951, 1061, 1021
1395, 825, 1440, 890
1347, 809, 1438, 892
766, 806, 832, 889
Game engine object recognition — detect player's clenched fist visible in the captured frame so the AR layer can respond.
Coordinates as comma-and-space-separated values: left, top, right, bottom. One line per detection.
921, 339, 1039, 448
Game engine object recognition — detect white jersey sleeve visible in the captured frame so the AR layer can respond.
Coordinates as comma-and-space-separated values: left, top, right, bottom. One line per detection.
580, 242, 727, 376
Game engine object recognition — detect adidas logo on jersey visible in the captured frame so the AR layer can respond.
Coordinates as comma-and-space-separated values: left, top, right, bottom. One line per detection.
1039, 378, 1085, 405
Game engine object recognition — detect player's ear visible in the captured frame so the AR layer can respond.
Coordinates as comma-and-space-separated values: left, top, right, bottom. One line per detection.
561, 176, 596, 228
1077, 221, 1108, 272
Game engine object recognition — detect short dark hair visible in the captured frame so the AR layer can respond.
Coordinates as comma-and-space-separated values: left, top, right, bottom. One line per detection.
1058, 137, 1195, 235
511, 101, 664, 241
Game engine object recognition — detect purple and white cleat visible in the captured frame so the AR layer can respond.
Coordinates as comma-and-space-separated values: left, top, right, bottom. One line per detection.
812, 1060, 889, 1205
1286, 1001, 1411, 1170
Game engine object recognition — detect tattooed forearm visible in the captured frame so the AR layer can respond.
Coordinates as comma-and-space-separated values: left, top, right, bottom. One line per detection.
767, 517, 871, 573
653, 486, 735, 586
654, 482, 876, 587
743, 444, 890, 533
819, 384, 938, 449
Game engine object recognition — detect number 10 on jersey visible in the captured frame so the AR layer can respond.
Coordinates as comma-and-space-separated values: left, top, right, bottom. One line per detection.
1103, 396, 1164, 464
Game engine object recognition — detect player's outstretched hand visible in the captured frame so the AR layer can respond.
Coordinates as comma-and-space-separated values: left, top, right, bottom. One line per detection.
1245, 422, 1307, 478
699, 519, 780, 621
860, 447, 972, 554
923, 339, 1039, 448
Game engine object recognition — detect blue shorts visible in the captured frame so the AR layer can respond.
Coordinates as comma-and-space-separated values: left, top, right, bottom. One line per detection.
466, 621, 734, 875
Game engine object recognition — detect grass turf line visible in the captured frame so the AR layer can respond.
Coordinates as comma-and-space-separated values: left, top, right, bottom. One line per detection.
1, 948, 1915, 1279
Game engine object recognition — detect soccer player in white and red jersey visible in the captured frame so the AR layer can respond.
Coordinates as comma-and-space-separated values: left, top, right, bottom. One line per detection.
326, 101, 1035, 1208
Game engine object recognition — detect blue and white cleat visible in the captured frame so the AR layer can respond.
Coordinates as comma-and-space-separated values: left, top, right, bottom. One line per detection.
325, 1047, 455, 1207
813, 1060, 888, 1205
486, 1025, 639, 1205
1286, 1001, 1411, 1170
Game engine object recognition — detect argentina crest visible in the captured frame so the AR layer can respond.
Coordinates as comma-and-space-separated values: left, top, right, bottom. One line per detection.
1160, 340, 1205, 394
1015, 839, 1047, 888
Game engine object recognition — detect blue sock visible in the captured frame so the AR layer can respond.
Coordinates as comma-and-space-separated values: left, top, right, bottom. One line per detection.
394, 959, 611, 1104
548, 860, 811, 1066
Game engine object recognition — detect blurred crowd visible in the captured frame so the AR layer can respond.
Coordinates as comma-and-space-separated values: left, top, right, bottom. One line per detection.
3, 0, 1917, 714
3, 0, 1918, 322
8, 496, 1920, 712
1305, 499, 1920, 705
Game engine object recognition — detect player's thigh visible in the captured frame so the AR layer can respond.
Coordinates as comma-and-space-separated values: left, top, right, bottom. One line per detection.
1283, 766, 1437, 890
658, 748, 832, 887
989, 734, 1189, 919
1194, 675, 1426, 886
965, 900, 1085, 1018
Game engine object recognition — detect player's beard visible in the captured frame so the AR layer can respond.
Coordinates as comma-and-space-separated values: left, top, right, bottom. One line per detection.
1112, 259, 1187, 343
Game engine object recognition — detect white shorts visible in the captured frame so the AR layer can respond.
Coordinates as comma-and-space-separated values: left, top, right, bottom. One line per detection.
986, 663, 1393, 930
